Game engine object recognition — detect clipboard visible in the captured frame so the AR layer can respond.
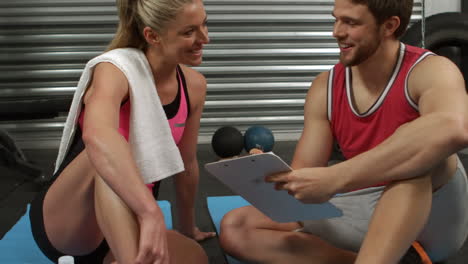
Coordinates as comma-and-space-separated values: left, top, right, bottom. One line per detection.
204, 152, 342, 222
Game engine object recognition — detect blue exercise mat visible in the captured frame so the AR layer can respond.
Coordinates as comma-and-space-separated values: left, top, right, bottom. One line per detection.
207, 196, 251, 264
0, 200, 172, 263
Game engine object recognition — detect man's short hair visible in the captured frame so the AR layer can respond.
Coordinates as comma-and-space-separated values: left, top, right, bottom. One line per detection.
351, 0, 414, 39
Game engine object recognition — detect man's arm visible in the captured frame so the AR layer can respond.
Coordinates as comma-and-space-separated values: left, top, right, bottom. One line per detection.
334, 55, 468, 192
355, 55, 468, 263
267, 72, 342, 202
291, 71, 335, 169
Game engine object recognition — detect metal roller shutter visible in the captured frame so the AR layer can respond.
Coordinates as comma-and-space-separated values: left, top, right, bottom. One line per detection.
0, 0, 423, 149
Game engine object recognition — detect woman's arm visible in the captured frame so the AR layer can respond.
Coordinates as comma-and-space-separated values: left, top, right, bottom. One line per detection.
82, 62, 168, 262
173, 67, 215, 241
83, 62, 158, 217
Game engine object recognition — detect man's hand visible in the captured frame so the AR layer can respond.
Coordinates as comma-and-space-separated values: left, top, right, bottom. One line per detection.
265, 167, 342, 204
249, 148, 264, 155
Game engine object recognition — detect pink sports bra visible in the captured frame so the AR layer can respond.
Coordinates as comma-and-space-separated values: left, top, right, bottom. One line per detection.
78, 65, 190, 145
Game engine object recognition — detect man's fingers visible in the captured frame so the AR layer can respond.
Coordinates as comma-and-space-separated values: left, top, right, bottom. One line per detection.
274, 182, 284, 190
265, 172, 287, 182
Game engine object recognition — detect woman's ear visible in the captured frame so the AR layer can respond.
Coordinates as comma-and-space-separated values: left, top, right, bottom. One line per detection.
143, 26, 160, 46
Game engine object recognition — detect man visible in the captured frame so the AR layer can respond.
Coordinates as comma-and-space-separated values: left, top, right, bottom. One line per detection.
219, 0, 468, 263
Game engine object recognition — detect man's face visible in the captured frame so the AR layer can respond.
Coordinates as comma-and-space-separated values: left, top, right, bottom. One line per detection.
332, 0, 383, 66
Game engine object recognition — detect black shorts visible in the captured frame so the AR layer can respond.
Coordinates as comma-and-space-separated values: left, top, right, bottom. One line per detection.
28, 128, 161, 263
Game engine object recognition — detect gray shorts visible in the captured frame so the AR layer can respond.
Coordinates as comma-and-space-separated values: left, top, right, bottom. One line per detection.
299, 157, 468, 262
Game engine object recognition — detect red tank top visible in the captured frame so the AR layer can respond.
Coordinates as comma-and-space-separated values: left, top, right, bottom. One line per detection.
328, 43, 433, 167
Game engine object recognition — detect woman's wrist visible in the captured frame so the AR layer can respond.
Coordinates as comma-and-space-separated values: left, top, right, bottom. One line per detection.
136, 195, 161, 218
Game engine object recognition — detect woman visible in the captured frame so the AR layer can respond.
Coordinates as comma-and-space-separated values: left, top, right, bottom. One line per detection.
29, 0, 213, 263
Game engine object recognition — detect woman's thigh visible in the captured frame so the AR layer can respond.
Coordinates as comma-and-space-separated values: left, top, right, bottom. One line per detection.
42, 150, 104, 255
166, 230, 208, 264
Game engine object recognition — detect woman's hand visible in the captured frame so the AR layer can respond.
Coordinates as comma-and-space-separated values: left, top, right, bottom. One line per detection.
265, 167, 342, 204
184, 227, 216, 242
179, 224, 216, 242
135, 208, 170, 264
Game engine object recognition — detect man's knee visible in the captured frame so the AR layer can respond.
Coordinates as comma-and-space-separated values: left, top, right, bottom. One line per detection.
221, 206, 258, 235
219, 207, 253, 252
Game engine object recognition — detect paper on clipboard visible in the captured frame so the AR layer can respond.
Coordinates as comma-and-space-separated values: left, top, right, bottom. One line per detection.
204, 152, 342, 222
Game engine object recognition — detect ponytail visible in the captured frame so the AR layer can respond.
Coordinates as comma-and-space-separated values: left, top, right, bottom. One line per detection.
107, 0, 194, 51
107, 0, 147, 51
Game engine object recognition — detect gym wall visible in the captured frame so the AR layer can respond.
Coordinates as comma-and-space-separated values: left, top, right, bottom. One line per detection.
424, 0, 460, 16
0, 0, 423, 149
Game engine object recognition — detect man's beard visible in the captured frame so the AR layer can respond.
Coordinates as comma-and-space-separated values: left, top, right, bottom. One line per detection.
340, 35, 381, 66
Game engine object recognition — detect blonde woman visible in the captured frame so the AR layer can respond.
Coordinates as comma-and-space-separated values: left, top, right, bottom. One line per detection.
29, 0, 212, 263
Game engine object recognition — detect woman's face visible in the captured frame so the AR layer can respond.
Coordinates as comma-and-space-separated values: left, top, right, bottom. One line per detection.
158, 0, 209, 66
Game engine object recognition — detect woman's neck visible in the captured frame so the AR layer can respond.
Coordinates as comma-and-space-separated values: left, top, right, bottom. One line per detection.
145, 48, 178, 84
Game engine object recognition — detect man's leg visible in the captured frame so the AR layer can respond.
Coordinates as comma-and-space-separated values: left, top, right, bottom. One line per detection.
220, 206, 357, 264
356, 156, 461, 263
355, 175, 433, 264
416, 155, 468, 261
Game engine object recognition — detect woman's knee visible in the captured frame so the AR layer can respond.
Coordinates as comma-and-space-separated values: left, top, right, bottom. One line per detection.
166, 230, 208, 264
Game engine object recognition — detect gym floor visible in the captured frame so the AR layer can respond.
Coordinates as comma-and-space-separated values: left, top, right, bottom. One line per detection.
1, 141, 468, 264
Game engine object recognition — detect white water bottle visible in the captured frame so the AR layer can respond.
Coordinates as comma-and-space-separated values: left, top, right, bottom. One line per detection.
58, 255, 74, 264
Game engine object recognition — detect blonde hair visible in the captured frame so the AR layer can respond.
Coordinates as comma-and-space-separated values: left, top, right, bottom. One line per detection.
107, 0, 194, 51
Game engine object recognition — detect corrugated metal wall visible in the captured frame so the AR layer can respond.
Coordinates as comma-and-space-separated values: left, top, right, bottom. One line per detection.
0, 0, 422, 149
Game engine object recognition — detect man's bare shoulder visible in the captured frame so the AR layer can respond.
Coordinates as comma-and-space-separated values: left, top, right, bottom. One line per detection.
408, 55, 464, 99
407, 56, 465, 108
308, 71, 330, 98
410, 55, 462, 81
312, 71, 330, 87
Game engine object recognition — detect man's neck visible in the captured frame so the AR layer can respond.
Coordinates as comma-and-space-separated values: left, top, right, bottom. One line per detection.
352, 40, 401, 93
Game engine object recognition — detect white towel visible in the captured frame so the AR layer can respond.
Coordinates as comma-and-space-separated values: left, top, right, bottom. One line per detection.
55, 48, 184, 183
